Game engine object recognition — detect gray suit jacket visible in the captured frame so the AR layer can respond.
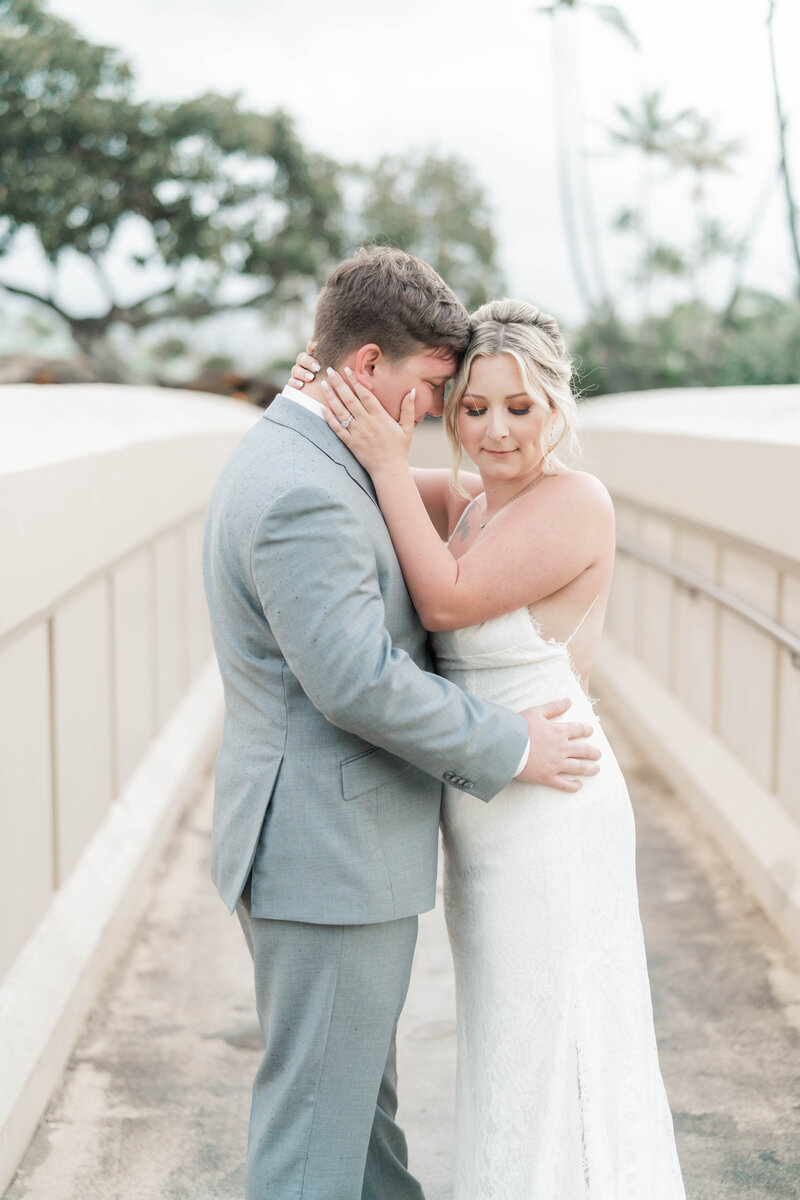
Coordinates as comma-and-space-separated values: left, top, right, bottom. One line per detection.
202, 393, 528, 923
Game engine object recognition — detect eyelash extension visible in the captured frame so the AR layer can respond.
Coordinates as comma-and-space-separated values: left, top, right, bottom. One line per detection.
463, 407, 532, 417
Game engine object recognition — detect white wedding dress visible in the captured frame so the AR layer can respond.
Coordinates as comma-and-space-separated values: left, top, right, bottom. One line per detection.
433, 602, 686, 1198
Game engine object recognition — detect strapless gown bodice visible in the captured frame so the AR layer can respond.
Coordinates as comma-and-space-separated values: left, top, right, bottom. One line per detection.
432, 605, 594, 717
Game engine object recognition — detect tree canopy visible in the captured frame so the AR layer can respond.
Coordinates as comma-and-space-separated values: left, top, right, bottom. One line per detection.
0, 0, 507, 380
355, 151, 504, 312
0, 0, 344, 376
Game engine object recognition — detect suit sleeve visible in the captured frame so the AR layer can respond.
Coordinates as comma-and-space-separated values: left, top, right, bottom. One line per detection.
250, 484, 528, 802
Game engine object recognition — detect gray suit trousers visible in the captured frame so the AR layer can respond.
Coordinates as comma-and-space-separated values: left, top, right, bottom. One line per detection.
237, 884, 424, 1200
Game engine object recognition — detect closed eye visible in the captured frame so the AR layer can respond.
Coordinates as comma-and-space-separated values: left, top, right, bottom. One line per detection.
462, 405, 532, 417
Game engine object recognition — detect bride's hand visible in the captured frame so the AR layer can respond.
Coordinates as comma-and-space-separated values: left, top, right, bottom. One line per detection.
288, 340, 319, 389
321, 367, 415, 476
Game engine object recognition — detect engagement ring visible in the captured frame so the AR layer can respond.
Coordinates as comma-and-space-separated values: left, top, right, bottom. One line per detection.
340, 415, 354, 429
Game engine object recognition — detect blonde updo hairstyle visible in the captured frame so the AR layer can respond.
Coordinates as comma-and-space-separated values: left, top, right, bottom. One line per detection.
444, 299, 580, 496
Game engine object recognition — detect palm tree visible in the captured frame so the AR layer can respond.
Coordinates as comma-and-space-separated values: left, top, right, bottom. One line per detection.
609, 93, 741, 305
667, 111, 741, 302
609, 91, 690, 314
766, 0, 800, 293
537, 1, 639, 317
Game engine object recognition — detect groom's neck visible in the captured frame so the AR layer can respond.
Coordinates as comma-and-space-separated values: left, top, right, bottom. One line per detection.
297, 378, 329, 406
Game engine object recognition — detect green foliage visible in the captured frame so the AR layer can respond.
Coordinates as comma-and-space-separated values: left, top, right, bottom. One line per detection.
0, 0, 342, 270
0, 1, 506, 377
640, 243, 688, 279
610, 91, 689, 159
151, 336, 189, 362
355, 151, 504, 311
587, 87, 796, 395
0, 0, 136, 260
610, 92, 740, 175
572, 292, 800, 397
201, 353, 235, 372
0, 0, 345, 375
2, 1, 793, 397
608, 91, 742, 307
715, 291, 800, 386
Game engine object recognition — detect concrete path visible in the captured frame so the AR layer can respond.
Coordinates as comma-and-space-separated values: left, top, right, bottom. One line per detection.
5, 709, 800, 1200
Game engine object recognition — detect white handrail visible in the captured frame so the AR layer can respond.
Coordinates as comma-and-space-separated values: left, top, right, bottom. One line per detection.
615, 533, 800, 667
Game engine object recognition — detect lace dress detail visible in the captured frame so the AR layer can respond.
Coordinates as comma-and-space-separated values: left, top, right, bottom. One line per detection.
433, 608, 685, 1199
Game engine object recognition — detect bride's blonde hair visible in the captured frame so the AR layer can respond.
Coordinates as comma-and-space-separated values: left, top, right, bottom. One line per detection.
444, 299, 580, 495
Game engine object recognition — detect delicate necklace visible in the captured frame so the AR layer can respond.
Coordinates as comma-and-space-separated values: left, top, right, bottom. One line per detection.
479, 468, 548, 529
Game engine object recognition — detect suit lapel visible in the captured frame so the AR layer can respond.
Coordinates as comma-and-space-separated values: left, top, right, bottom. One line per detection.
264, 393, 379, 507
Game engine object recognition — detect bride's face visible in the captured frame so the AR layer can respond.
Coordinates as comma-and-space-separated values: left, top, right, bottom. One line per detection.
457, 354, 549, 484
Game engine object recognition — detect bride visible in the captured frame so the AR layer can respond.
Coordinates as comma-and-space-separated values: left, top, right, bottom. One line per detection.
292, 299, 685, 1198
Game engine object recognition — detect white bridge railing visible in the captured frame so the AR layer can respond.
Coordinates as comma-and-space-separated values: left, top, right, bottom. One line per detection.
579, 386, 800, 957
2, 382, 798, 1191
613, 533, 800, 665
0, 384, 258, 1193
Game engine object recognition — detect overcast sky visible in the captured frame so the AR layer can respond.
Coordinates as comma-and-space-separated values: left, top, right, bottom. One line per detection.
5, 0, 799, 353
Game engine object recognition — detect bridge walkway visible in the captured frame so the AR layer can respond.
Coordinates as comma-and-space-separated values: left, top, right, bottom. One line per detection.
5, 708, 800, 1200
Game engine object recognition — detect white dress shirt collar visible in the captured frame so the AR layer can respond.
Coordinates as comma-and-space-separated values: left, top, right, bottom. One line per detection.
283, 384, 326, 420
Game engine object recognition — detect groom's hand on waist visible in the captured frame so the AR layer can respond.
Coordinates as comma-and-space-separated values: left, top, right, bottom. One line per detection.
517, 699, 600, 793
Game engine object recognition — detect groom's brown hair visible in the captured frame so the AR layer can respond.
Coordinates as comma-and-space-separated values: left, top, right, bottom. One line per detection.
312, 245, 471, 367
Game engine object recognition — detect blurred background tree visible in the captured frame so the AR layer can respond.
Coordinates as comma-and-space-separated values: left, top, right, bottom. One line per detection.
534, 1, 800, 399
0, 0, 506, 385
0, 0, 346, 381
537, 0, 639, 316
355, 151, 504, 311
570, 57, 800, 398
766, 0, 800, 293
573, 290, 800, 397
595, 91, 745, 389
609, 92, 741, 314
1, 0, 797, 398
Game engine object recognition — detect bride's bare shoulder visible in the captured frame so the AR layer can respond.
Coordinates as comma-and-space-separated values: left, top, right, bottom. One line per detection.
544, 469, 614, 521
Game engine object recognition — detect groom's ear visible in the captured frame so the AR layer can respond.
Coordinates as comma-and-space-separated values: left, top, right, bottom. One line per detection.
354, 344, 383, 378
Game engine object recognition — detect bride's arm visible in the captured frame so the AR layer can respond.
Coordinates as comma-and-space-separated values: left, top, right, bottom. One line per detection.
411, 468, 483, 539
322, 370, 614, 632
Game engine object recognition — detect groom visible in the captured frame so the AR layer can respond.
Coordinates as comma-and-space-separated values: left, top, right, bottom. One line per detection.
202, 246, 599, 1200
